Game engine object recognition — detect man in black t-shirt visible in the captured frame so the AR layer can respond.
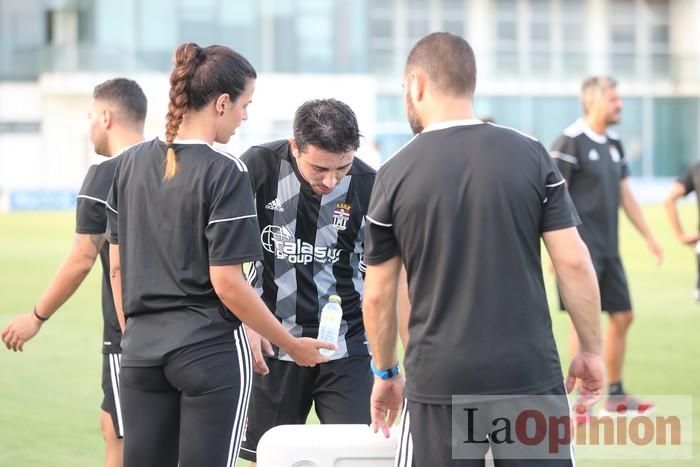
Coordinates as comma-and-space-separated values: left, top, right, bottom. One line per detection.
665, 162, 700, 301
551, 76, 662, 418
1, 78, 146, 467
362, 32, 603, 466
239, 99, 375, 465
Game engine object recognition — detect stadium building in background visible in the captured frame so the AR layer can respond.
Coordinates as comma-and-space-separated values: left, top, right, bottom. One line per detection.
1, 0, 699, 209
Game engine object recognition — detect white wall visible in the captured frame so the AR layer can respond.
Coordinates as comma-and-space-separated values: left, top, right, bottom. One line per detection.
231, 73, 377, 158
1, 0, 699, 204
670, 0, 700, 90
0, 82, 43, 195
0, 72, 377, 199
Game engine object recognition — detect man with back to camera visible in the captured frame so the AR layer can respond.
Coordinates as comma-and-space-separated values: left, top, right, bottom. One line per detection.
551, 76, 663, 421
238, 98, 376, 465
362, 32, 604, 466
1, 78, 147, 467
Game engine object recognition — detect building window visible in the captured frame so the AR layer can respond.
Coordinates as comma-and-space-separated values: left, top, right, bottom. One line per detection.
406, 0, 430, 46
494, 0, 520, 74
440, 0, 467, 37
136, 0, 176, 71
179, 0, 218, 46
220, 0, 261, 69
296, 0, 334, 72
45, 9, 78, 46
560, 0, 586, 77
376, 94, 406, 123
368, 0, 394, 74
609, 0, 637, 78
646, 0, 670, 79
529, 0, 552, 76
0, 121, 41, 134
609, 0, 671, 80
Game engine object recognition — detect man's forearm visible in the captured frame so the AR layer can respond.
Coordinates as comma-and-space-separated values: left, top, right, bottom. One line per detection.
621, 183, 655, 241
364, 257, 402, 369
664, 201, 684, 238
664, 184, 690, 240
544, 228, 602, 354
558, 260, 602, 354
35, 235, 101, 318
623, 200, 653, 240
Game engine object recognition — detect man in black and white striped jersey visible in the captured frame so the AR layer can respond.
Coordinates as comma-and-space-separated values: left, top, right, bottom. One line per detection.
1, 78, 146, 467
239, 99, 376, 465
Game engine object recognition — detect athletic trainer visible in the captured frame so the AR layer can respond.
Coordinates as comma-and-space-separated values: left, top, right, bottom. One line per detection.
362, 32, 604, 466
551, 76, 662, 419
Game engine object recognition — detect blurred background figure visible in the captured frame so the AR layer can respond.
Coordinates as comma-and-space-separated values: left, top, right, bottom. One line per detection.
1, 77, 147, 467
551, 76, 662, 422
665, 163, 700, 301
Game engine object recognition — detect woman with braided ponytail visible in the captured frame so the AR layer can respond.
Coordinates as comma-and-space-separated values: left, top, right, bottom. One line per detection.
105, 43, 333, 467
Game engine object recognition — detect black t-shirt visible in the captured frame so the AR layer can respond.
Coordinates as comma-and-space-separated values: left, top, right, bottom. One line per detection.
241, 140, 375, 361
364, 120, 580, 404
75, 156, 121, 354
676, 162, 700, 230
551, 119, 629, 258
106, 138, 263, 367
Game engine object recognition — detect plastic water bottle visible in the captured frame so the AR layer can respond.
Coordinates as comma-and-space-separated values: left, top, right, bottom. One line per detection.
317, 295, 342, 357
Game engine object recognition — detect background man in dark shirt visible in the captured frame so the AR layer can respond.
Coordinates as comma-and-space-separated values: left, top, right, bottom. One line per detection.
2, 77, 147, 467
362, 32, 603, 466
551, 76, 662, 418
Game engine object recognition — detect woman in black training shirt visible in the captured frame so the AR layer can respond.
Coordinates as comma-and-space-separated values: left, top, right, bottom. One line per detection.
106, 42, 332, 467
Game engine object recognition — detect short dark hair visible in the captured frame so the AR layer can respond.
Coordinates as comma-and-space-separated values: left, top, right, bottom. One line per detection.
293, 99, 361, 154
93, 78, 147, 126
406, 32, 476, 97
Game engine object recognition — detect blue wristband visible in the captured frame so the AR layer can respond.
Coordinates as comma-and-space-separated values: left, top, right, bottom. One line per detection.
370, 360, 400, 380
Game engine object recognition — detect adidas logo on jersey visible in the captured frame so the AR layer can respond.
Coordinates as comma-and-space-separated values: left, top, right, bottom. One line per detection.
265, 198, 284, 212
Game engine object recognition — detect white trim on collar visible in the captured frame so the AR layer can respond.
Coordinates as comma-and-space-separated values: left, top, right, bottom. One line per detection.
173, 138, 211, 145
89, 154, 110, 166
157, 136, 211, 145
421, 119, 483, 134
88, 137, 143, 165
578, 119, 608, 144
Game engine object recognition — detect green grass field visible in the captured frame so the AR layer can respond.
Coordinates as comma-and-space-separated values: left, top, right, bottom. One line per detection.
1, 206, 699, 466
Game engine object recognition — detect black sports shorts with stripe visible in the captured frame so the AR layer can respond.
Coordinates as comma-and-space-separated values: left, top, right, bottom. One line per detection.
240, 355, 372, 462
119, 329, 252, 467
101, 353, 124, 438
395, 383, 575, 467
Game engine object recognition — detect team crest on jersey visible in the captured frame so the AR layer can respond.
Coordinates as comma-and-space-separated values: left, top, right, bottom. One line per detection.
609, 146, 621, 163
333, 203, 351, 231
588, 149, 600, 161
